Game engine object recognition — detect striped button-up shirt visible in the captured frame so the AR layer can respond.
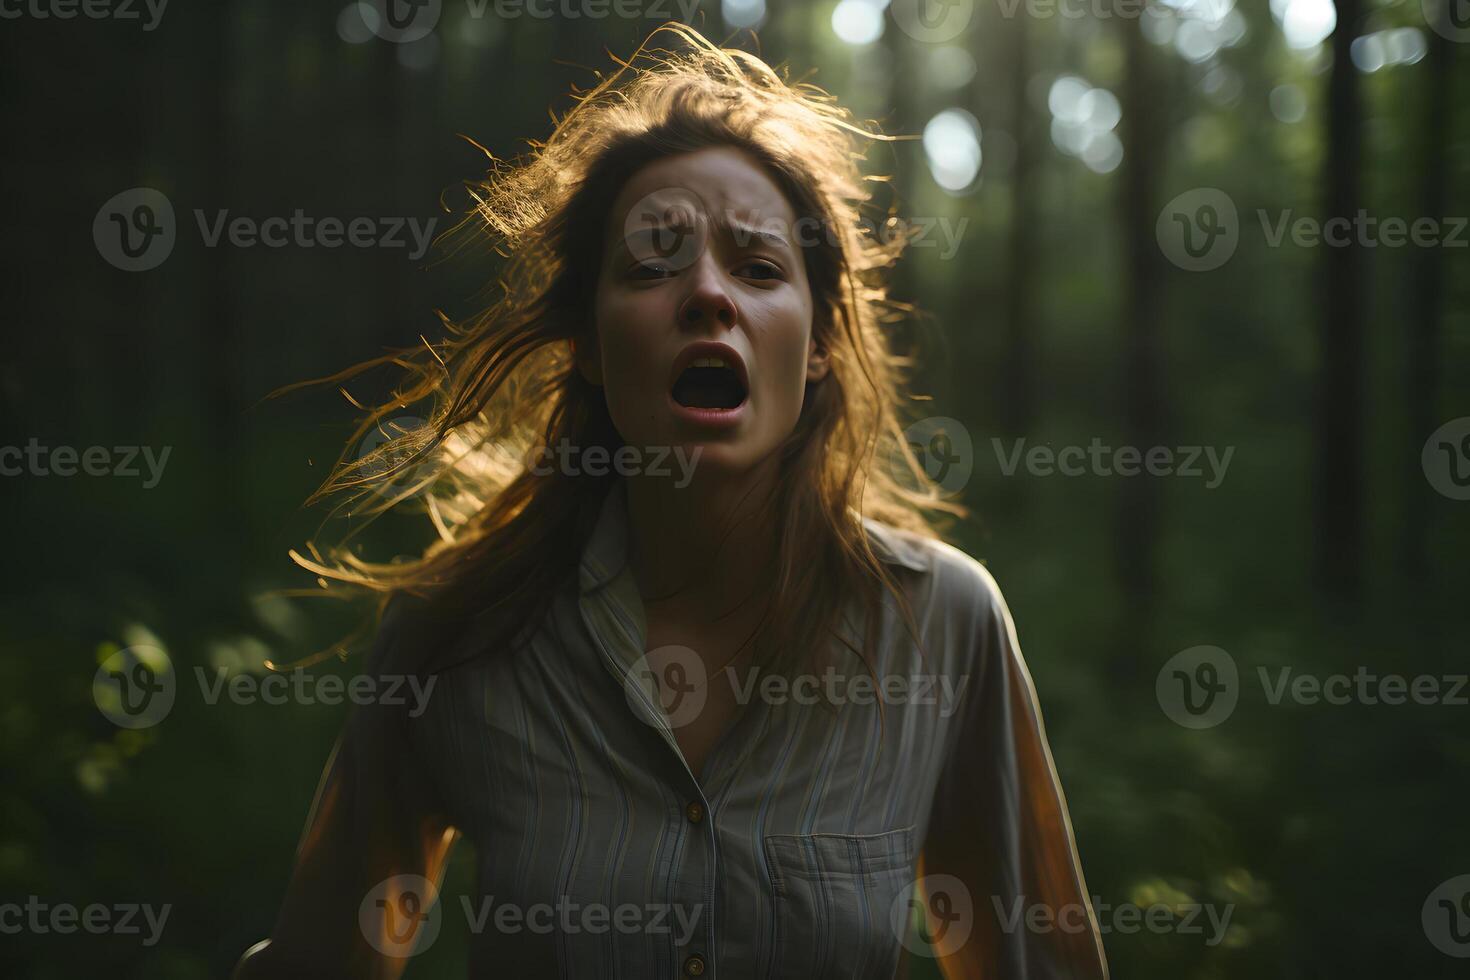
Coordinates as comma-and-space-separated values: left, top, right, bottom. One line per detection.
257, 484, 1108, 980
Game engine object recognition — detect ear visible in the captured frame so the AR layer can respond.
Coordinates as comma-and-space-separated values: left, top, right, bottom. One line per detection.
806, 336, 830, 383
572, 333, 603, 385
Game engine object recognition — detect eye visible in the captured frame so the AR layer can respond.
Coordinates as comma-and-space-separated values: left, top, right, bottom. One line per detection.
627, 260, 675, 281
736, 258, 784, 282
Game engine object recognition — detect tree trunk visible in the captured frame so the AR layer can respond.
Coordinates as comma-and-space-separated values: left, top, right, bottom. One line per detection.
1402, 24, 1454, 585
1315, 0, 1366, 603
1113, 16, 1165, 667
1000, 15, 1037, 438
201, 0, 241, 521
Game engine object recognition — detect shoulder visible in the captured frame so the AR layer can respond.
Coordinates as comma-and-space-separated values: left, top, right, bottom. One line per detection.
862, 519, 1010, 635
366, 591, 497, 677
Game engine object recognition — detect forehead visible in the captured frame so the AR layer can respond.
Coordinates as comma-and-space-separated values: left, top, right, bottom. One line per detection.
608, 146, 799, 231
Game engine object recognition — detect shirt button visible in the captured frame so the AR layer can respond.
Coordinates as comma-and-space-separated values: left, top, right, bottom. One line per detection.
685, 801, 704, 824
683, 954, 706, 977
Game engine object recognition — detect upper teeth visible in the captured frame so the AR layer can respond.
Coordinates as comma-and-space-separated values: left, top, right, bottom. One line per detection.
692, 357, 727, 369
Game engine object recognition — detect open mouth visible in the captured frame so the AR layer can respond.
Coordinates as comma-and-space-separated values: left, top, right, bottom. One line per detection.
671, 358, 747, 410
669, 344, 748, 414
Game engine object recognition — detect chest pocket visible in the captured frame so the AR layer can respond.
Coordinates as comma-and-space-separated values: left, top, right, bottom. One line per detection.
764, 825, 916, 979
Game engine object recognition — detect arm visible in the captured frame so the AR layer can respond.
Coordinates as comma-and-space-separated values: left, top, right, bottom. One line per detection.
234, 602, 457, 980
920, 570, 1108, 979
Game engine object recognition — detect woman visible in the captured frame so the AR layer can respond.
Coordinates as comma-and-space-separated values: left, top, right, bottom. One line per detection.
235, 24, 1107, 980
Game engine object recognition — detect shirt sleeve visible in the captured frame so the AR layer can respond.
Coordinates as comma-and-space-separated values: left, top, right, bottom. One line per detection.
918, 564, 1109, 979
234, 597, 458, 980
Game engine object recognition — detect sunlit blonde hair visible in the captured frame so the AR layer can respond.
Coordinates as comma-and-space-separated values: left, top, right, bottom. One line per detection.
290, 23, 958, 673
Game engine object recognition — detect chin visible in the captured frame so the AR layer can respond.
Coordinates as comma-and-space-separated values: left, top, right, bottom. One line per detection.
665, 438, 767, 482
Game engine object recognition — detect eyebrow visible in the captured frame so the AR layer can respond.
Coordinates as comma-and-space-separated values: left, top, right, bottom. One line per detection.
610, 211, 795, 262
715, 217, 792, 252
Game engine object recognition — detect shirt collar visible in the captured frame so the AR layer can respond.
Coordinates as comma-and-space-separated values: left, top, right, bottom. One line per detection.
861, 517, 932, 573
578, 481, 633, 596
578, 481, 929, 596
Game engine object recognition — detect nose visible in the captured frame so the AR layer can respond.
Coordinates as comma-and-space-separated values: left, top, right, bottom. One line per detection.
677, 258, 737, 331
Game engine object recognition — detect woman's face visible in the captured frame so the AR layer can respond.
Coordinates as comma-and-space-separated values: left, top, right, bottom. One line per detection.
587, 146, 828, 479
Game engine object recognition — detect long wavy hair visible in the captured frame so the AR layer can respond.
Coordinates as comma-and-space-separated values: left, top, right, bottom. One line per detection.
288, 24, 959, 675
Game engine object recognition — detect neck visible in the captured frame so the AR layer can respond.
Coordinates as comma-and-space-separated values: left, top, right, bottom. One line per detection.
623, 456, 782, 616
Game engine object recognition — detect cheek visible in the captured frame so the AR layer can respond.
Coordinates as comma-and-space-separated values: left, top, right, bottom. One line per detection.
594, 291, 669, 413
749, 298, 814, 400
